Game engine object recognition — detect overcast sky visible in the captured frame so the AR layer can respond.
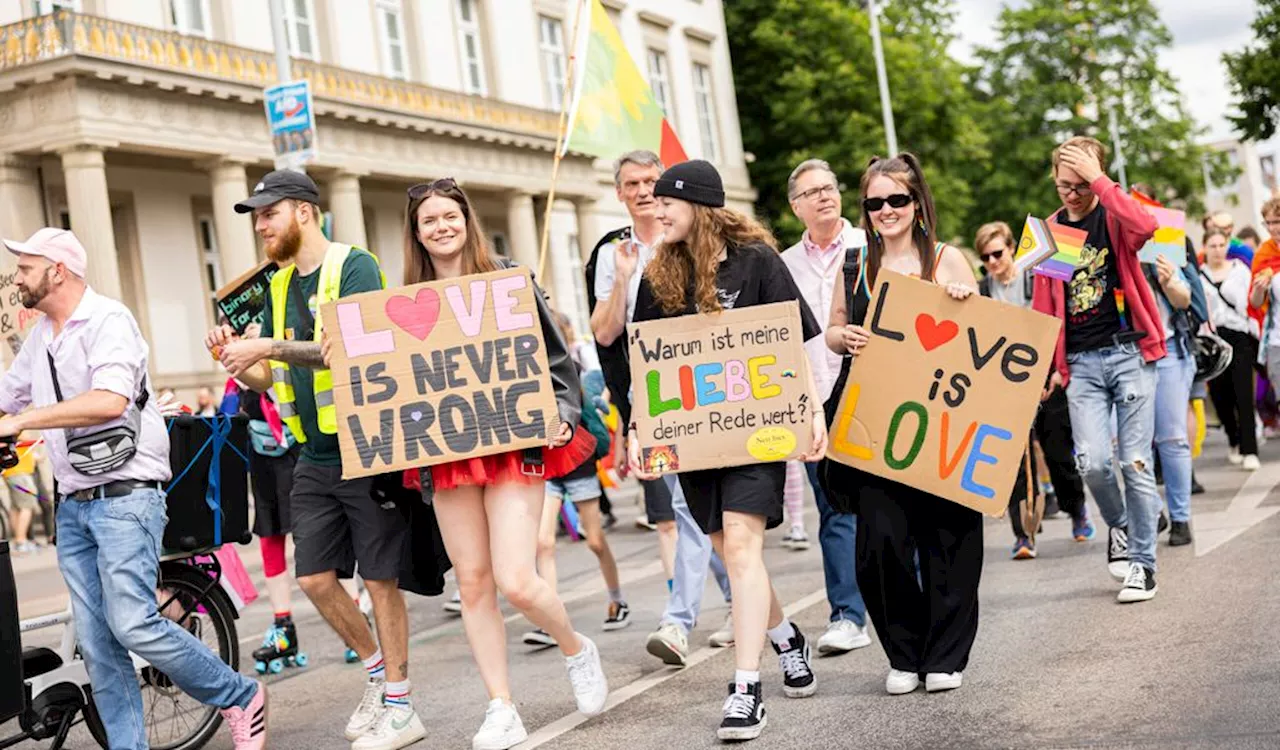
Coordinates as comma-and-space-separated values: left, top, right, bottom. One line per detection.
950, 1, 1259, 143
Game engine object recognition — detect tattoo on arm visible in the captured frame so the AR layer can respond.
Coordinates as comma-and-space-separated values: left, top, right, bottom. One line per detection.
268, 340, 326, 368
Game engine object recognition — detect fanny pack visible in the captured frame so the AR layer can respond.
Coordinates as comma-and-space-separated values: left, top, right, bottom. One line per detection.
247, 419, 292, 457
47, 351, 149, 476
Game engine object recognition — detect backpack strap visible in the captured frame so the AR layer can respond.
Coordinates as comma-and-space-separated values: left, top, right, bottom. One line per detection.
842, 245, 864, 325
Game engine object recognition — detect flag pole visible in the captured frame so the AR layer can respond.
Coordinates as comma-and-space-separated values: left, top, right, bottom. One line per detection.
536, 0, 588, 281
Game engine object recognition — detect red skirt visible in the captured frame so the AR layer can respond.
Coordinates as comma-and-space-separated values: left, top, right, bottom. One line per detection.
408, 426, 598, 492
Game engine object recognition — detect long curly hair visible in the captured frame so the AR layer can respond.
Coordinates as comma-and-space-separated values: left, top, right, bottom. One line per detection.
859, 153, 940, 285
646, 205, 778, 315
403, 179, 502, 284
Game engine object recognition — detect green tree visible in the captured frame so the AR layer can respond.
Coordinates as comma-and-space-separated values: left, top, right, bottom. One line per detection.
1224, 0, 1280, 141
968, 0, 1230, 237
725, 0, 988, 245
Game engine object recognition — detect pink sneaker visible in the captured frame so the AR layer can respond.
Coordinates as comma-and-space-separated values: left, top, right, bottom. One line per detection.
220, 681, 268, 749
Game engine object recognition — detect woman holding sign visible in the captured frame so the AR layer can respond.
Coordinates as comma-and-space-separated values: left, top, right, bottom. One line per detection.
627, 159, 828, 742
399, 179, 608, 750
822, 153, 982, 696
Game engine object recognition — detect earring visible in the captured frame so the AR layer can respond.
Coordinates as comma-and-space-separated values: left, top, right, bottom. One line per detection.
917, 215, 926, 233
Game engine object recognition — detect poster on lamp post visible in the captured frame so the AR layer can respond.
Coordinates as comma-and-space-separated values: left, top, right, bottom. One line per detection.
264, 80, 317, 169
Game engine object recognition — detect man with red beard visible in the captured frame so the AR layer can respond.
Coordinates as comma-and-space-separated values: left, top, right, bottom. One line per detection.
204, 171, 424, 750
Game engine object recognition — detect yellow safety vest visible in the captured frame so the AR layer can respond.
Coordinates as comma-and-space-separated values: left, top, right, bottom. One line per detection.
268, 243, 383, 443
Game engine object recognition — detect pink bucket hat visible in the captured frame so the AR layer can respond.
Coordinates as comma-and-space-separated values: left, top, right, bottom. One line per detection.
4, 228, 88, 278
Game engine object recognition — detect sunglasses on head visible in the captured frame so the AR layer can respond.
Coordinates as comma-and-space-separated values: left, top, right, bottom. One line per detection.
407, 178, 459, 199
981, 250, 1005, 262
862, 193, 913, 213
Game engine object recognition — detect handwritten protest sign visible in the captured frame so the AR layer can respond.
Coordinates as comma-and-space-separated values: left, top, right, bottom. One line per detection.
320, 266, 559, 479
1138, 207, 1188, 266
216, 261, 278, 334
0, 266, 43, 365
626, 302, 813, 474
826, 271, 1060, 515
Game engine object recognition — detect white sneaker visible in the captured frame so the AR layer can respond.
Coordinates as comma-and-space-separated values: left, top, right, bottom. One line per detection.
816, 619, 872, 654
565, 635, 609, 716
1228, 447, 1243, 465
472, 699, 527, 750
646, 622, 689, 666
351, 704, 426, 750
344, 679, 386, 741
886, 669, 920, 695
1243, 454, 1261, 471
708, 614, 735, 648
782, 527, 811, 550
443, 590, 462, 614
925, 672, 963, 693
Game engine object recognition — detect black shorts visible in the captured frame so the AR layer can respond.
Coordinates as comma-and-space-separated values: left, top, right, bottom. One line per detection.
291, 461, 408, 581
679, 463, 785, 535
250, 448, 298, 538
642, 477, 675, 524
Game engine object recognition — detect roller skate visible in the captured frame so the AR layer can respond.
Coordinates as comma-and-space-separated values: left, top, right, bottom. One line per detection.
254, 619, 308, 674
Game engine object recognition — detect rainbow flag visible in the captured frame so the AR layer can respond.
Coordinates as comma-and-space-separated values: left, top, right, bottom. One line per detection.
1138, 207, 1187, 266
561, 0, 688, 166
1014, 215, 1055, 273
1014, 215, 1088, 281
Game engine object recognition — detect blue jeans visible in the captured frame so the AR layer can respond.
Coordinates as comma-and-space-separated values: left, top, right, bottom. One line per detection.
57, 489, 256, 750
1155, 347, 1195, 522
805, 463, 866, 625
660, 475, 731, 634
1065, 343, 1161, 570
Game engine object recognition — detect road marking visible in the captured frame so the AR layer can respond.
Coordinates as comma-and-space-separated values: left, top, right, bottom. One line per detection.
1195, 458, 1280, 557
517, 587, 828, 749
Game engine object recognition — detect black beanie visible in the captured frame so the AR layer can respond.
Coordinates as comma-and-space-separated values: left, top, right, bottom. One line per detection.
653, 159, 726, 208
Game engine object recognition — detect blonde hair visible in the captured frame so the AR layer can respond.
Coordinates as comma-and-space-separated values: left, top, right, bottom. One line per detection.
1052, 136, 1108, 174
975, 221, 1014, 255
1262, 197, 1280, 222
645, 206, 777, 315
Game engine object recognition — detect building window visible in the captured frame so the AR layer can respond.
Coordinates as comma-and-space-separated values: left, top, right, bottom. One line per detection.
171, 0, 211, 38
456, 0, 488, 96
283, 0, 319, 61
646, 49, 672, 116
692, 62, 720, 162
491, 232, 509, 258
35, 0, 79, 14
539, 15, 567, 111
197, 217, 224, 322
376, 0, 408, 80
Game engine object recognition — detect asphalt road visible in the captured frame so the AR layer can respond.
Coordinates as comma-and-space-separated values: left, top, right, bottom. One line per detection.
7, 432, 1280, 749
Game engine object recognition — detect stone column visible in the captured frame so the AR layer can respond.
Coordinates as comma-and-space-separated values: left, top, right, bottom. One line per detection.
60, 145, 122, 300
329, 171, 368, 248
572, 197, 599, 260
205, 158, 259, 283
505, 191, 540, 271
0, 155, 44, 243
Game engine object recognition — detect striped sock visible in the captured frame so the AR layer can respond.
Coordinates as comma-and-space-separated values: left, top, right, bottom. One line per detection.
362, 650, 385, 681
384, 679, 411, 709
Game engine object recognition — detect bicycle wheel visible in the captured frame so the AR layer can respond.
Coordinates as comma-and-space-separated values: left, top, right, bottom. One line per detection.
124, 561, 239, 750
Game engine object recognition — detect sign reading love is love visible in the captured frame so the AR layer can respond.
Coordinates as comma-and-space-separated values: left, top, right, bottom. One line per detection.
319, 266, 559, 479
826, 271, 1061, 515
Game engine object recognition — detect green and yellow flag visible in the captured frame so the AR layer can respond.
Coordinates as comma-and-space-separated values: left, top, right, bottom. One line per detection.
561, 0, 688, 166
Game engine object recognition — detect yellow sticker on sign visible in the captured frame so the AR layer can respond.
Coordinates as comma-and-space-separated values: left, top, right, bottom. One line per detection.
746, 427, 798, 461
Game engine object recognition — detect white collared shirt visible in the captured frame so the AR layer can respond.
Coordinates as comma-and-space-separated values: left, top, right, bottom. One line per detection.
781, 219, 867, 401
0, 288, 170, 493
593, 226, 660, 324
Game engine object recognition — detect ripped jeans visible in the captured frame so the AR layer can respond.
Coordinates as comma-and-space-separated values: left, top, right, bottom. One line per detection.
1065, 342, 1161, 571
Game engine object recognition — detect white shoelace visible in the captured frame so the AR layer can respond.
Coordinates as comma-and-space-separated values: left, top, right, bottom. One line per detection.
1109, 527, 1129, 557
364, 706, 397, 738
778, 647, 811, 678
1123, 564, 1147, 589
567, 648, 599, 692
353, 680, 384, 721
722, 690, 757, 720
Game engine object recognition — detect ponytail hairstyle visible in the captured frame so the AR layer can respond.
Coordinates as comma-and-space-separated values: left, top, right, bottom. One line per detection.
858, 152, 940, 285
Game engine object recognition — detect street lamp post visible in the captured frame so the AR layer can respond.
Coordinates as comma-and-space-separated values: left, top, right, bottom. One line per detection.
866, 0, 899, 155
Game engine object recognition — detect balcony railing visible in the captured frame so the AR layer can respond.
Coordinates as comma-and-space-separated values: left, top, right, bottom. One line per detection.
0, 11, 560, 140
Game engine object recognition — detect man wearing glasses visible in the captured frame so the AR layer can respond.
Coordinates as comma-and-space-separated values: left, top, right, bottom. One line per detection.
779, 159, 872, 655
1032, 137, 1164, 604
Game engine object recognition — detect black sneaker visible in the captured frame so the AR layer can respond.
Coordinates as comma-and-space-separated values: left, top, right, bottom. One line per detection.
771, 626, 817, 698
717, 680, 766, 741
1107, 526, 1129, 581
1117, 563, 1158, 603
1191, 472, 1205, 495
522, 628, 556, 647
1157, 512, 1169, 534
1168, 521, 1193, 547
602, 601, 631, 631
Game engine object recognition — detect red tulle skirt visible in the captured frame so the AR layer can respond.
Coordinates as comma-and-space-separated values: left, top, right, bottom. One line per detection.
405, 426, 598, 492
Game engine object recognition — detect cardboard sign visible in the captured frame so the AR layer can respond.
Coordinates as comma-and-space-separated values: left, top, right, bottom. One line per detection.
0, 265, 44, 365
216, 260, 278, 334
1014, 215, 1088, 281
1138, 207, 1188, 266
826, 271, 1061, 515
626, 301, 813, 474
320, 267, 560, 480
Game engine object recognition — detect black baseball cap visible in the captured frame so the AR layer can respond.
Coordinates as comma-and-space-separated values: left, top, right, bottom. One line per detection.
234, 169, 322, 213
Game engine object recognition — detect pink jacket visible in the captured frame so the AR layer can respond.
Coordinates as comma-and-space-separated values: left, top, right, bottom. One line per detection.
1032, 175, 1165, 385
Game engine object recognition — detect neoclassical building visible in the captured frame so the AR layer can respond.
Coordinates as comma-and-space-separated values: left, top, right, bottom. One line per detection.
0, 0, 754, 391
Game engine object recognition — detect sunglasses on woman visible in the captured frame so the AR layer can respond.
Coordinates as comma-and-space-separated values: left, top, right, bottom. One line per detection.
862, 193, 914, 213
407, 178, 459, 199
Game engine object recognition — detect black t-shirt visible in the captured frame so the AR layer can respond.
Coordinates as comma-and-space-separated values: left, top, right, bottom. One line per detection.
1061, 204, 1123, 353
633, 242, 823, 341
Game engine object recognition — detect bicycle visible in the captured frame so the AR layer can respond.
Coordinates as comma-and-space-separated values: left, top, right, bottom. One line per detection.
0, 438, 241, 750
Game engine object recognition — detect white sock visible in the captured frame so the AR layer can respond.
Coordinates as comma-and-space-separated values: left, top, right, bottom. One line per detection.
384, 679, 411, 709
362, 649, 385, 680
767, 619, 796, 648
734, 669, 760, 687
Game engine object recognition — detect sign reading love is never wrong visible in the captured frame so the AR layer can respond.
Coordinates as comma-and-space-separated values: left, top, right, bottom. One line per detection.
826, 271, 1061, 515
319, 266, 559, 479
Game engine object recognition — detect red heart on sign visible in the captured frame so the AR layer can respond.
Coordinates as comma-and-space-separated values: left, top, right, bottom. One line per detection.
385, 288, 441, 341
914, 313, 958, 351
